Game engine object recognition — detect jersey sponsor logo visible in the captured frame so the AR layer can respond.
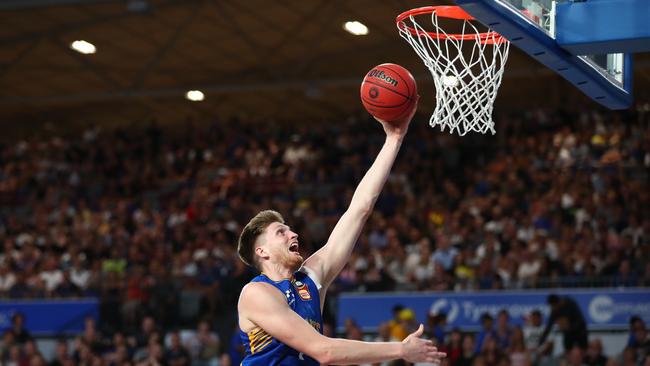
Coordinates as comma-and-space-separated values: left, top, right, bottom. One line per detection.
293, 279, 312, 301
298, 288, 311, 300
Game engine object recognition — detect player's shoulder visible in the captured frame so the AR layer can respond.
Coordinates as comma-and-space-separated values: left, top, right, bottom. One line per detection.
240, 281, 276, 297
239, 281, 283, 307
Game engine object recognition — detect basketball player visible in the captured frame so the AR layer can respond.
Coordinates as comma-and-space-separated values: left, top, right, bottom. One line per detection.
237, 98, 446, 365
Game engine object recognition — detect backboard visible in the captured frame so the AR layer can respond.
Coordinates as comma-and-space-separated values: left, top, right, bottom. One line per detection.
455, 0, 641, 109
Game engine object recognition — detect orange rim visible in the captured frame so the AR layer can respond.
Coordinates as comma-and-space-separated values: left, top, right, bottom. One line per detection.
396, 6, 507, 45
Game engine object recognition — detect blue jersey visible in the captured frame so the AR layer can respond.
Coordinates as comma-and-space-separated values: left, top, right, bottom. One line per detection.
239, 270, 323, 366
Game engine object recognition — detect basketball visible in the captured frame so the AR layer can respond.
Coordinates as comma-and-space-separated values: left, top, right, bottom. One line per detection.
360, 63, 417, 122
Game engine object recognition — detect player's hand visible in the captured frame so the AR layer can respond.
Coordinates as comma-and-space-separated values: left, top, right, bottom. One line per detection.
400, 324, 446, 364
375, 95, 419, 139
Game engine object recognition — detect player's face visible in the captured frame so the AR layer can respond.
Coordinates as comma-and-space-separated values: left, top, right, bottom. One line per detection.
262, 222, 303, 271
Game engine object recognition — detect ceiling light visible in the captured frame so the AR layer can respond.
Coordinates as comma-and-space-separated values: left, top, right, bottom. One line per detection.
70, 40, 96, 54
343, 21, 368, 36
185, 90, 204, 102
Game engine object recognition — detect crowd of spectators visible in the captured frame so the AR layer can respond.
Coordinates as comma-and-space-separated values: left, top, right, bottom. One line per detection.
1, 312, 227, 366
344, 304, 649, 366
0, 107, 648, 365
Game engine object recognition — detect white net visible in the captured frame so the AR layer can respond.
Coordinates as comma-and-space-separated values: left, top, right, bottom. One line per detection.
397, 8, 510, 135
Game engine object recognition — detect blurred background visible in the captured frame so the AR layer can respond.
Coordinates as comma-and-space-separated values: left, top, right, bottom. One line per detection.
0, 1, 648, 366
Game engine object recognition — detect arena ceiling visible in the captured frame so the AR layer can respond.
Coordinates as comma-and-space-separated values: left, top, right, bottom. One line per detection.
1, 0, 649, 127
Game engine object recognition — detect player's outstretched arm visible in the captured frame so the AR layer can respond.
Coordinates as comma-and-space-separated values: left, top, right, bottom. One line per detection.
303, 97, 419, 290
239, 280, 444, 365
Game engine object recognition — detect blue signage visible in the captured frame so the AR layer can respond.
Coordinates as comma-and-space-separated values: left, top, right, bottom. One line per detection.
0, 299, 99, 335
337, 288, 650, 332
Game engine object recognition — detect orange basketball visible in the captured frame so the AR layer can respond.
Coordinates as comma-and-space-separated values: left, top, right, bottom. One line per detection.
360, 63, 417, 122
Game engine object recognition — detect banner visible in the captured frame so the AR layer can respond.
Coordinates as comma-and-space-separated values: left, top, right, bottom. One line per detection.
337, 288, 650, 332
0, 299, 99, 335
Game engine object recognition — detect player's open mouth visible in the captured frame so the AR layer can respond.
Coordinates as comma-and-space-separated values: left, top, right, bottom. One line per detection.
289, 243, 299, 253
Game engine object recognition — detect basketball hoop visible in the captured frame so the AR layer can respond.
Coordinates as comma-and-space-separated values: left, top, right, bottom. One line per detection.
396, 6, 510, 135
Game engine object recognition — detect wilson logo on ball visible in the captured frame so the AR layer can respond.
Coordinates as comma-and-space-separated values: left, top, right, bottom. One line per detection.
367, 70, 398, 87
360, 63, 417, 122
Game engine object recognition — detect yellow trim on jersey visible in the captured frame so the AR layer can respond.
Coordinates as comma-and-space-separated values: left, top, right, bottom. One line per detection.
247, 327, 273, 354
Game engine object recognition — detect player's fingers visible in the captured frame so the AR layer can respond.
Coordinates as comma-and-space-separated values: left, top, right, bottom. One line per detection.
407, 99, 419, 117
425, 347, 445, 355
426, 356, 442, 363
412, 323, 424, 337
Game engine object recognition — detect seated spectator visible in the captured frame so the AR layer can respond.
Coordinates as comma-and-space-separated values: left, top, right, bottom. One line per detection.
72, 340, 95, 365
475, 313, 496, 354
523, 310, 545, 351
562, 346, 587, 366
9, 273, 31, 299
494, 309, 513, 349
135, 340, 165, 366
5, 344, 26, 366
104, 332, 132, 359
345, 320, 364, 341
10, 313, 32, 344
631, 322, 650, 365
106, 344, 131, 366
131, 316, 158, 350
29, 354, 47, 366
458, 334, 476, 366
81, 317, 104, 355
405, 239, 435, 289
585, 339, 607, 366
39, 256, 63, 294
53, 270, 82, 298
69, 256, 91, 293
509, 327, 532, 366
386, 305, 407, 341
185, 320, 220, 366
0, 263, 16, 296
473, 355, 487, 366
618, 346, 638, 366
374, 322, 394, 343
1, 330, 16, 362
392, 308, 418, 342
164, 331, 191, 366
479, 336, 504, 366
432, 230, 459, 272
22, 340, 42, 364
48, 339, 72, 366
427, 312, 447, 346
444, 328, 463, 365
629, 316, 646, 347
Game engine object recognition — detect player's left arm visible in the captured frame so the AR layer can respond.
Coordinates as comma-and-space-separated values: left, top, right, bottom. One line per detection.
303, 99, 418, 291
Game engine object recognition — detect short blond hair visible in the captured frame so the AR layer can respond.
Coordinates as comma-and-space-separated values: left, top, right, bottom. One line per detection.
237, 210, 284, 269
